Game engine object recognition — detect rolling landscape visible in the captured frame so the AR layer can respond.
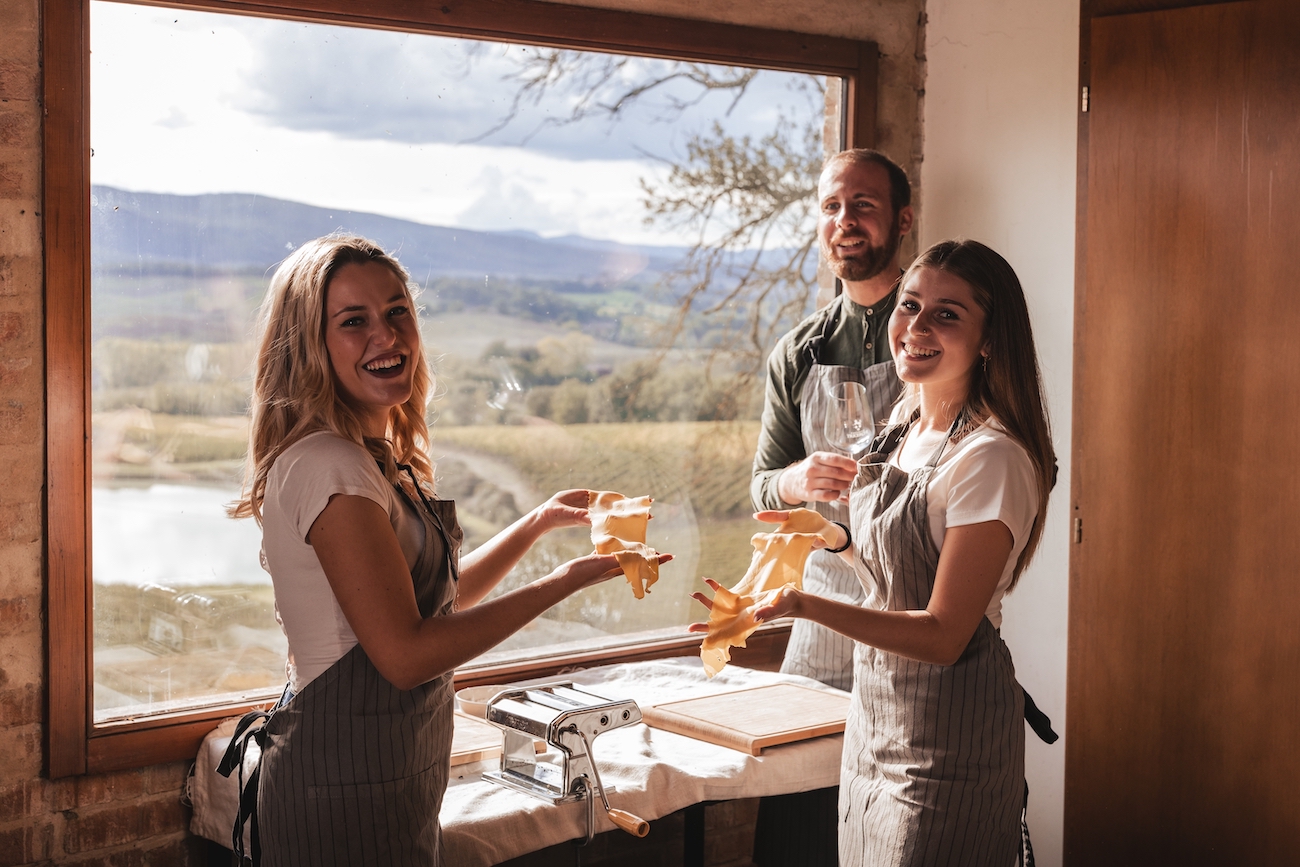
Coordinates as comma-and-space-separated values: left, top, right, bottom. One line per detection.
90, 185, 786, 718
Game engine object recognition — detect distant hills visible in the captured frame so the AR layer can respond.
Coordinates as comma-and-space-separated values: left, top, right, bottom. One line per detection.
90, 185, 688, 284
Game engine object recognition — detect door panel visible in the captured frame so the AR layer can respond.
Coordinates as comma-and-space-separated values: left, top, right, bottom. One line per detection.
1067, 2, 1300, 863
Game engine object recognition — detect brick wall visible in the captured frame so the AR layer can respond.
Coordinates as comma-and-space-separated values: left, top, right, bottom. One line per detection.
0, 1, 923, 864
0, 2, 205, 864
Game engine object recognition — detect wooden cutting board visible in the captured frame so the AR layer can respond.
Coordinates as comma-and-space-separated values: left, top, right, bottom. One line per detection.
450, 712, 547, 766
451, 711, 504, 766
641, 683, 849, 756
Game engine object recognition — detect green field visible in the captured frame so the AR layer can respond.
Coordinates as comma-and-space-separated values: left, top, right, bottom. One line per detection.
91, 414, 766, 714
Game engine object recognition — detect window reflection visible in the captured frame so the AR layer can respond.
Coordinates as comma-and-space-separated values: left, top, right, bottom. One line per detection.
90, 0, 836, 721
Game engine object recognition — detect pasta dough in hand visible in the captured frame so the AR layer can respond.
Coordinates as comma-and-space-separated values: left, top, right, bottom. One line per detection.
589, 491, 660, 599
699, 509, 838, 677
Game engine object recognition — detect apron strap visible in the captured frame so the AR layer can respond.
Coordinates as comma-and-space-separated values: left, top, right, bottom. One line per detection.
1018, 780, 1037, 867
216, 695, 284, 866
1022, 686, 1059, 744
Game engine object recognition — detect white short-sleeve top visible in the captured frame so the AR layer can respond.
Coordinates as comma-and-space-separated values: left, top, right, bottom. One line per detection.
260, 431, 425, 692
886, 417, 1039, 629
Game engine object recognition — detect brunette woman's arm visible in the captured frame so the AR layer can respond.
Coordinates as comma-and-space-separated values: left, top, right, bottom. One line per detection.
693, 517, 1011, 667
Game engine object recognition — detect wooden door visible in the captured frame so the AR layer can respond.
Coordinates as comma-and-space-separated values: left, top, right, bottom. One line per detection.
1067, 2, 1300, 863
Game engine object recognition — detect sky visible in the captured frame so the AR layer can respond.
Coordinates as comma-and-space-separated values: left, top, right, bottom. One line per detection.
89, 1, 827, 246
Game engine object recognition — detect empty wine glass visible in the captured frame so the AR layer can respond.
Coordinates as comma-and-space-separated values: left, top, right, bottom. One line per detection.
823, 380, 873, 458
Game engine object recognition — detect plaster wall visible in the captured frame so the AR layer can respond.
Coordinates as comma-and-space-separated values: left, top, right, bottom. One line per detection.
918, 2, 1080, 865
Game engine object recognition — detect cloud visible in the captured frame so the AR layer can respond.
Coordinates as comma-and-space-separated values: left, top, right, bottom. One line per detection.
456, 165, 571, 234
236, 19, 824, 162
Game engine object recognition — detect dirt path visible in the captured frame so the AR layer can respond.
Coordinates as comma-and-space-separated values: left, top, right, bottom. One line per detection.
432, 443, 543, 511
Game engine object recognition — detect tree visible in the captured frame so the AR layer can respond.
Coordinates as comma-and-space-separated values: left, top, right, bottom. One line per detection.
471, 48, 829, 383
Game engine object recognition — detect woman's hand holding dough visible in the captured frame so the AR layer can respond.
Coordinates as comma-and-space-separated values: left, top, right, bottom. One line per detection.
777, 451, 858, 505
688, 577, 800, 632
558, 551, 673, 592
753, 510, 846, 552
532, 489, 594, 533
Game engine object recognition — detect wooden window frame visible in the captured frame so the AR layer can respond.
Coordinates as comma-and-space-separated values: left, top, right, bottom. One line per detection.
43, 0, 879, 778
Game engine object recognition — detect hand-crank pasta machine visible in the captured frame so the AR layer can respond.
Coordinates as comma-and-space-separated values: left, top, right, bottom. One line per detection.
483, 682, 649, 841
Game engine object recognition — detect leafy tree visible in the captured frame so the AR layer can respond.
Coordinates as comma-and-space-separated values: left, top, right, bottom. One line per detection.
473, 48, 830, 381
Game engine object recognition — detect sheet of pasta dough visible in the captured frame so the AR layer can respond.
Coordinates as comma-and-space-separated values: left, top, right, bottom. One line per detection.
589, 491, 659, 599
700, 509, 838, 677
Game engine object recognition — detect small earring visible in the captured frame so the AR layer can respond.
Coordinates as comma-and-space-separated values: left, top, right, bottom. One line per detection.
982, 355, 989, 372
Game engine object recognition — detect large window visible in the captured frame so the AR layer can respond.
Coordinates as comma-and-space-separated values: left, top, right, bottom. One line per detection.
46, 0, 879, 775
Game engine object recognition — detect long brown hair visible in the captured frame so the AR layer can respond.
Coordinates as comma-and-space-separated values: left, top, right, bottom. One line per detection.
230, 234, 435, 522
897, 239, 1055, 586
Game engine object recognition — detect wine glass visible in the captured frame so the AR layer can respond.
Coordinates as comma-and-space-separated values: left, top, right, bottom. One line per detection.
823, 380, 873, 458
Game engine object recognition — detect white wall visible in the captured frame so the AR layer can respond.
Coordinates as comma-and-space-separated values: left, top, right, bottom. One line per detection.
918, 2, 1079, 865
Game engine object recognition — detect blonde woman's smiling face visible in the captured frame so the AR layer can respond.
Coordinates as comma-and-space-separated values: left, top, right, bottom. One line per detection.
323, 261, 420, 437
889, 266, 988, 396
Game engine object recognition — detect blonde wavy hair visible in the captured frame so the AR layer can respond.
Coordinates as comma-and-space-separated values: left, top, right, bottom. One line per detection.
894, 239, 1056, 588
230, 234, 434, 523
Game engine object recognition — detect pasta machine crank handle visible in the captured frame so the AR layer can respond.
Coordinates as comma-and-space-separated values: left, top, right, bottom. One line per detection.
568, 725, 649, 838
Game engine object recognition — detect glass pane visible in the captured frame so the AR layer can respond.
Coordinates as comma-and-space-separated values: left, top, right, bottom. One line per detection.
90, 0, 842, 720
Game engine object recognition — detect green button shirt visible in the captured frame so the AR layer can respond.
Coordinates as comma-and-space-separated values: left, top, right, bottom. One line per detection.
751, 288, 898, 511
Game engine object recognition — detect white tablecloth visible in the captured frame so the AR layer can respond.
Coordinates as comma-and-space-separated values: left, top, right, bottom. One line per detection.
190, 657, 847, 866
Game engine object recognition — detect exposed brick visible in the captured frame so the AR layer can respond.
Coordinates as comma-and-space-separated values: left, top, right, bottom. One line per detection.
0, 723, 41, 780
0, 61, 37, 103
0, 355, 32, 391
46, 778, 77, 814
0, 436, 39, 490
0, 594, 34, 632
143, 763, 189, 797
0, 541, 41, 597
62, 796, 188, 855
57, 851, 146, 867
0, 682, 40, 728
0, 254, 39, 299
0, 502, 38, 545
0, 205, 40, 258
0, 0, 37, 36
76, 770, 148, 808
0, 820, 54, 863
0, 109, 37, 148
0, 165, 21, 199
0, 780, 37, 824
0, 312, 22, 343
0, 630, 43, 693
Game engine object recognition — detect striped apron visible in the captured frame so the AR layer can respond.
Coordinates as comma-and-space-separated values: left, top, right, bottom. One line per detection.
840, 419, 1024, 867
781, 358, 901, 690
243, 473, 461, 866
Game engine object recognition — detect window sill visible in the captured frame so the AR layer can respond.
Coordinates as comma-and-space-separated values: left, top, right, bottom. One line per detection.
79, 621, 792, 774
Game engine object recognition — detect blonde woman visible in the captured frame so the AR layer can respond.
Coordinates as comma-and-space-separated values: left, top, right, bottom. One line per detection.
223, 235, 653, 865
696, 239, 1055, 866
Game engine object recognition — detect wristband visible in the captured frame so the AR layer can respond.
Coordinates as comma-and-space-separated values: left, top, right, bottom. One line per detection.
825, 521, 852, 554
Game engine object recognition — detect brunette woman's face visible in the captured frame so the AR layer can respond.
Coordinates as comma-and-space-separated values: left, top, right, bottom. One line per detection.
889, 266, 988, 397
323, 261, 420, 437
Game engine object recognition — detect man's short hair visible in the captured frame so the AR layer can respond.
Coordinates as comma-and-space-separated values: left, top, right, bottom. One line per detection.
823, 149, 912, 217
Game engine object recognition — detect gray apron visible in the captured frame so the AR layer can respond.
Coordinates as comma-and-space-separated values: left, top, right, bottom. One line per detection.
839, 417, 1023, 867
227, 468, 462, 866
780, 358, 901, 690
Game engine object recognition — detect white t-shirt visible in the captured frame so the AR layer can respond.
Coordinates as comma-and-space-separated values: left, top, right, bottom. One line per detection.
884, 416, 1039, 628
261, 431, 425, 692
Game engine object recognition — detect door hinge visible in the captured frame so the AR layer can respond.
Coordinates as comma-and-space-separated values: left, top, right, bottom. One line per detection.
1081, 85, 1090, 113
1073, 518, 1083, 544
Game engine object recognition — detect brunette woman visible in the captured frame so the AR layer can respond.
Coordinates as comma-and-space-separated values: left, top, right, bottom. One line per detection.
697, 239, 1055, 866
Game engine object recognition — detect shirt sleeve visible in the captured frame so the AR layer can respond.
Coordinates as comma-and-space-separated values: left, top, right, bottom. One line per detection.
942, 435, 1039, 550
276, 435, 393, 544
751, 335, 809, 510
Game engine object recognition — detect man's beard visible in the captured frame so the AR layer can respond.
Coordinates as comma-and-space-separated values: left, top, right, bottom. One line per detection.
824, 213, 902, 282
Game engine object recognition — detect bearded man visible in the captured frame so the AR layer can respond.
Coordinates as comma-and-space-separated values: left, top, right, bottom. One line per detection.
750, 149, 914, 691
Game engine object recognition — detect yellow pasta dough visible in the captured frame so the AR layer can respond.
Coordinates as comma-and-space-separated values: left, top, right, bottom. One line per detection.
699, 509, 839, 677
589, 491, 660, 599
